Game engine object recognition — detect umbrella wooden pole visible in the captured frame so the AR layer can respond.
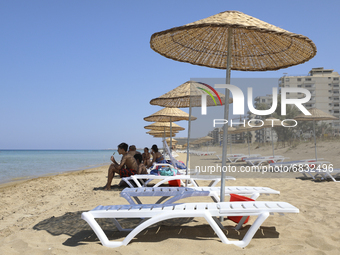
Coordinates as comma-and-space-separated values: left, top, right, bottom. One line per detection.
170, 117, 173, 153
271, 128, 275, 157
186, 98, 192, 177
220, 28, 233, 221
313, 120, 317, 160
247, 133, 250, 156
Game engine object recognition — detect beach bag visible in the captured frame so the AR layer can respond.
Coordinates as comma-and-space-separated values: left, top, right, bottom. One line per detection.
158, 166, 177, 176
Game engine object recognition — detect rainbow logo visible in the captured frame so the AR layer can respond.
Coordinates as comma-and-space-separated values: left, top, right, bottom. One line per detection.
196, 82, 223, 106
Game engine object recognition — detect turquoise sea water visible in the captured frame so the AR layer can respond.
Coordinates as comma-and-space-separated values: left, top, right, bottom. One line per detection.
0, 150, 122, 184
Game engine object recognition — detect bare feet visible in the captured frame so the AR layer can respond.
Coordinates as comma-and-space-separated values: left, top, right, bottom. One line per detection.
103, 185, 111, 191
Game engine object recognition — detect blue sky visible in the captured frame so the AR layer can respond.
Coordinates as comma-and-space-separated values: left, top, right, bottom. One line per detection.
1, 0, 339, 149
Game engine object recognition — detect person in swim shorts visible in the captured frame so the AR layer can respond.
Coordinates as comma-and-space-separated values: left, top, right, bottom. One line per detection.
104, 142, 138, 190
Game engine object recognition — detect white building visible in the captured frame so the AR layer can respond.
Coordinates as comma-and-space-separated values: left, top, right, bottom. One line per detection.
279, 67, 340, 132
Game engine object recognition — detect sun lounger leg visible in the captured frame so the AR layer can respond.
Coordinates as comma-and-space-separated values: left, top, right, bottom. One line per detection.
324, 172, 340, 182
111, 218, 134, 232
234, 216, 248, 230
81, 212, 124, 248
155, 196, 171, 204
250, 193, 260, 200
237, 212, 270, 247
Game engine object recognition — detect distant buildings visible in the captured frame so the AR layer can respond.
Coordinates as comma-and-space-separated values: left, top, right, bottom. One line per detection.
254, 67, 340, 142
279, 67, 340, 132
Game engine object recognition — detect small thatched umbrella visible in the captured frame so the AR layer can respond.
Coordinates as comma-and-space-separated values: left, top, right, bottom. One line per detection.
295, 108, 337, 160
150, 10, 317, 208
166, 137, 178, 145
151, 133, 177, 138
144, 107, 196, 151
144, 122, 185, 131
147, 130, 178, 136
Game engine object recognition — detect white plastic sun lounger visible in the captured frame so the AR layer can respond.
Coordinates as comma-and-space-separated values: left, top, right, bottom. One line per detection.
216, 154, 261, 163
82, 201, 299, 248
120, 186, 280, 205
269, 159, 319, 168
244, 156, 286, 166
122, 174, 236, 188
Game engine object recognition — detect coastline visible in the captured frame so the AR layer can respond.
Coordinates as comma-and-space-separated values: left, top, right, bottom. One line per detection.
0, 163, 111, 189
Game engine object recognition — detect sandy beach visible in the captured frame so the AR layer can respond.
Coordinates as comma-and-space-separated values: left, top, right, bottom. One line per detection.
1, 140, 340, 254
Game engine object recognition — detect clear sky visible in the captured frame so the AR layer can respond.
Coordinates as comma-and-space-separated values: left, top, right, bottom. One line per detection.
1, 0, 339, 149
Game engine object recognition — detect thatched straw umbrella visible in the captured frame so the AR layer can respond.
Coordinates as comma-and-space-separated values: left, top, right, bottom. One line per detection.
295, 108, 337, 160
150, 10, 317, 207
144, 122, 185, 131
144, 107, 196, 151
147, 130, 178, 136
149, 132, 177, 138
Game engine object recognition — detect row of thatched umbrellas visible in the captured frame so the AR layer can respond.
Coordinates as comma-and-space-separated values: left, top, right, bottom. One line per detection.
144, 10, 317, 210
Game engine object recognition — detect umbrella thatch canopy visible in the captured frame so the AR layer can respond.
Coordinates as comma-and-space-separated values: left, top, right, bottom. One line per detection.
295, 108, 338, 121
144, 107, 197, 122
166, 138, 178, 144
150, 80, 232, 107
219, 127, 237, 134
151, 133, 176, 138
295, 108, 337, 160
150, 10, 317, 71
150, 9, 317, 209
144, 122, 185, 131
147, 130, 178, 135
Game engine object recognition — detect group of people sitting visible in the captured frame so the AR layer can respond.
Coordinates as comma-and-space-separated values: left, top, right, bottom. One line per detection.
104, 142, 167, 190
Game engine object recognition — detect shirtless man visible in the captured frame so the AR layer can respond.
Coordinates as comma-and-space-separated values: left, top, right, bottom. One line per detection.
128, 145, 141, 156
104, 142, 138, 190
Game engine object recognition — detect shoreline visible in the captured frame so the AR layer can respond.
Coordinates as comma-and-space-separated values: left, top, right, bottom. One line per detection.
0, 163, 111, 190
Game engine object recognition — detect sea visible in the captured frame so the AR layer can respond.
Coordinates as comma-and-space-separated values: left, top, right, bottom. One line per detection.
0, 150, 123, 185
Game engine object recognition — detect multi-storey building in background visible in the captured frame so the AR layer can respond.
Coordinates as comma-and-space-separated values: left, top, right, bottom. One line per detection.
254, 67, 340, 142
279, 67, 340, 132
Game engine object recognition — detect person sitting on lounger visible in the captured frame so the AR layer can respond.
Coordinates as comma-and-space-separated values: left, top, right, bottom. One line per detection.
128, 145, 141, 156
104, 142, 138, 190
148, 144, 167, 167
134, 153, 148, 175
142, 147, 151, 166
